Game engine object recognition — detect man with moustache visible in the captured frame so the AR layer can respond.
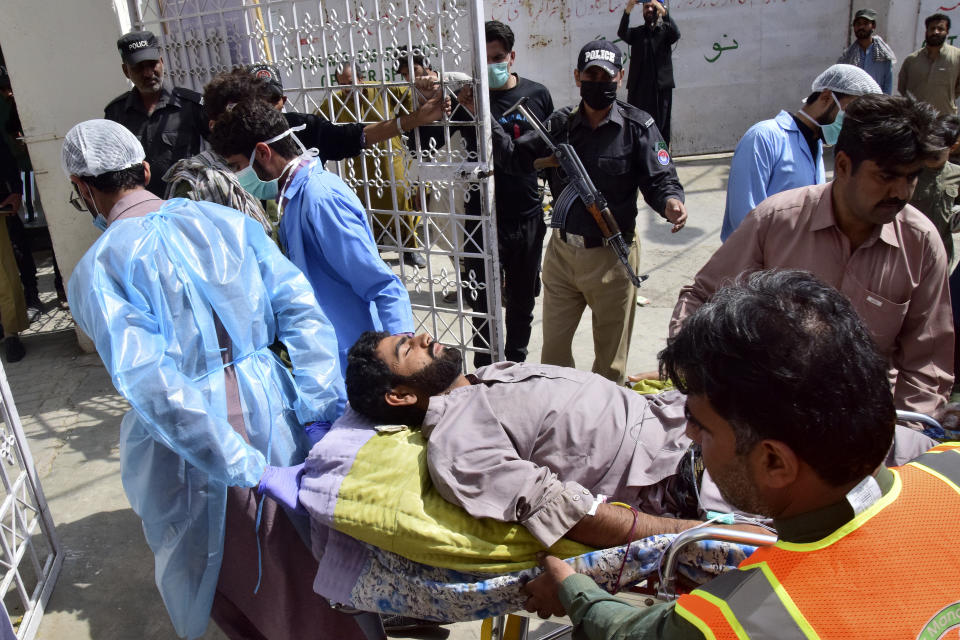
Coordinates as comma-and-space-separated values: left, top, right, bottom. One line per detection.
522, 270, 960, 639
105, 31, 207, 198
672, 95, 954, 415
838, 9, 896, 94
325, 329, 933, 551
899, 12, 960, 115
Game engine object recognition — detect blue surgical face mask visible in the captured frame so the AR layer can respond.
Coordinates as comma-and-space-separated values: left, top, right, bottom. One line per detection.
236, 158, 279, 200
799, 93, 844, 146
797, 91, 843, 146
235, 125, 308, 200
488, 61, 510, 89
73, 182, 109, 231
821, 96, 844, 146
821, 112, 844, 146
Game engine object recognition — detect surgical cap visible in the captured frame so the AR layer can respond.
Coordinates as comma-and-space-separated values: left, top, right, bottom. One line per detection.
61, 119, 145, 177
811, 64, 881, 97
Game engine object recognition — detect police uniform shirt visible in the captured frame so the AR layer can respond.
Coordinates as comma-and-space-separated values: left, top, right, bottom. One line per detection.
492, 100, 684, 242
104, 86, 206, 197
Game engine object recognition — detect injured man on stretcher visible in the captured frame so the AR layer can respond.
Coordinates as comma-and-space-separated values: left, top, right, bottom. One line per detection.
262, 330, 935, 554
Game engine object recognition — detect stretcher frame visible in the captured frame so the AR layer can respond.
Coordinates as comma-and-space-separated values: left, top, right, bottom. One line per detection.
481, 527, 777, 640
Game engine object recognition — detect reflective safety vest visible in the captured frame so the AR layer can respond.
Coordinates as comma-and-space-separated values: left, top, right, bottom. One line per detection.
675, 444, 960, 639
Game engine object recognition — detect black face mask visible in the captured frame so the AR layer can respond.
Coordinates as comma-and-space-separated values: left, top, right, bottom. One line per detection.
580, 80, 618, 110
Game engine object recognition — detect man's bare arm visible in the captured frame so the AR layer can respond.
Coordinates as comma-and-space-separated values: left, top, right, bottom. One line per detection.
566, 503, 771, 548
565, 503, 700, 548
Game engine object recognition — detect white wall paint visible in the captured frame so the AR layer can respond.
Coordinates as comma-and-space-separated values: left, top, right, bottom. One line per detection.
493, 0, 856, 155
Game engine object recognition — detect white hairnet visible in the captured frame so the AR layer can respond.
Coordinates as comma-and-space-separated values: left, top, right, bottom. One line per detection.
61, 119, 145, 177
811, 64, 881, 97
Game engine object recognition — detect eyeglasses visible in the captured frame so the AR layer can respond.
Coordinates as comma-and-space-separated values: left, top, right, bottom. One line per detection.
68, 183, 88, 212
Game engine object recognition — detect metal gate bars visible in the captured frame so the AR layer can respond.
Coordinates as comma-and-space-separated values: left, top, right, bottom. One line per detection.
128, 0, 504, 365
0, 362, 63, 640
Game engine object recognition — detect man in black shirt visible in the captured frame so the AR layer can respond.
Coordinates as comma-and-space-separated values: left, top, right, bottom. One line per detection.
419, 23, 555, 367
242, 63, 444, 165
104, 31, 207, 198
488, 40, 687, 384
618, 0, 679, 144
465, 21, 555, 367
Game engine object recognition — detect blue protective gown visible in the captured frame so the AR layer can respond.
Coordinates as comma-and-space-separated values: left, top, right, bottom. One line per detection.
720, 110, 825, 241
278, 159, 414, 372
68, 198, 344, 639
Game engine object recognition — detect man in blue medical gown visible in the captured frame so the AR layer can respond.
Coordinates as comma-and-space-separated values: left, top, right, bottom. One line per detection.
63, 119, 381, 640
209, 100, 415, 375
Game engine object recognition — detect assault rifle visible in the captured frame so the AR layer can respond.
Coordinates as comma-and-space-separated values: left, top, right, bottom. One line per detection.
503, 96, 648, 288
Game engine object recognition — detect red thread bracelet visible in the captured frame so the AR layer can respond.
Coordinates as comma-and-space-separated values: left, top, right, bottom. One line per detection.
612, 504, 639, 593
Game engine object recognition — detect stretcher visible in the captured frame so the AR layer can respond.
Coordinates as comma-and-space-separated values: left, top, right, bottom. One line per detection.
304, 407, 940, 630
318, 524, 771, 623
301, 405, 773, 622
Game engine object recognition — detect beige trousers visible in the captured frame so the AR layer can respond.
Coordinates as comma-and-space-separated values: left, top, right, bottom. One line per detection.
0, 220, 27, 336
540, 230, 640, 384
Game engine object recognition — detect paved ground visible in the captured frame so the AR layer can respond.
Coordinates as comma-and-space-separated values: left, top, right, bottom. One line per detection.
7, 153, 732, 639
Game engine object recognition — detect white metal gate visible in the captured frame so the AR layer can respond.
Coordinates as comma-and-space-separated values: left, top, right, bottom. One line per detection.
0, 363, 62, 640
128, 0, 504, 365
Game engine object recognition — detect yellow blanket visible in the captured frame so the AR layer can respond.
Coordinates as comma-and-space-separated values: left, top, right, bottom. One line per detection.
332, 427, 594, 573
330, 379, 674, 573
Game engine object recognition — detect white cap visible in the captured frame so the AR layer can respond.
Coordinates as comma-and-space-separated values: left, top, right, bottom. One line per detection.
811, 64, 882, 97
61, 119, 145, 178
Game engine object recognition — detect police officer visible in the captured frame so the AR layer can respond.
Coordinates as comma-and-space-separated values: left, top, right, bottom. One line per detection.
105, 30, 206, 198
491, 40, 686, 384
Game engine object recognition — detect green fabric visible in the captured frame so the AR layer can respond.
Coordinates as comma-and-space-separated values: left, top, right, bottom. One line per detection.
910, 162, 960, 266
559, 574, 701, 640
162, 151, 275, 240
630, 379, 674, 394
774, 466, 894, 544
331, 427, 594, 573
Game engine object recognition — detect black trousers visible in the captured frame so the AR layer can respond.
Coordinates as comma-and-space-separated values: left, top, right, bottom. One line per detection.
464, 214, 547, 367
628, 86, 673, 146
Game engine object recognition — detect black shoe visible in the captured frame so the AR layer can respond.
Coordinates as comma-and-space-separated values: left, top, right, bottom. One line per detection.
409, 253, 427, 269
5, 337, 25, 363
381, 615, 441, 632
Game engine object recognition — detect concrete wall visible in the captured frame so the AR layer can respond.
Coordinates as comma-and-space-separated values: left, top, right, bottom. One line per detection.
0, 0, 131, 349
492, 0, 855, 155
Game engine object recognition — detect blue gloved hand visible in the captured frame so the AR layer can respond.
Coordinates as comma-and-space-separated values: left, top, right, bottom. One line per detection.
257, 463, 306, 513
304, 420, 332, 446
